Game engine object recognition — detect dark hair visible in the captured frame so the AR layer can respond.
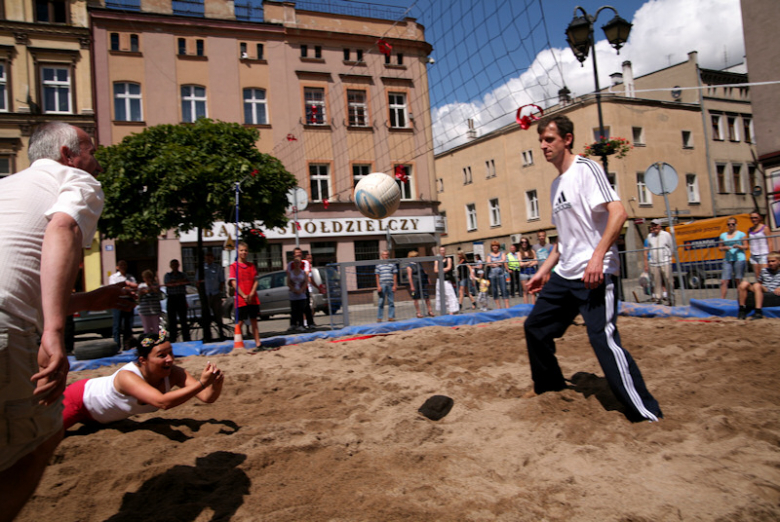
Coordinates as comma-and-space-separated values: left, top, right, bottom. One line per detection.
537, 115, 574, 150
519, 238, 532, 252
137, 331, 170, 358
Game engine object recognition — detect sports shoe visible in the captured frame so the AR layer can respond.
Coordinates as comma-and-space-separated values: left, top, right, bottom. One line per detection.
751, 309, 764, 320
737, 307, 747, 320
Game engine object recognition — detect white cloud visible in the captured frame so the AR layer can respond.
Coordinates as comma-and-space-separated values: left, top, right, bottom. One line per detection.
432, 0, 745, 153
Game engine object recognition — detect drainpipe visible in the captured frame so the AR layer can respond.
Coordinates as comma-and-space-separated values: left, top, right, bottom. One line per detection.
692, 51, 718, 217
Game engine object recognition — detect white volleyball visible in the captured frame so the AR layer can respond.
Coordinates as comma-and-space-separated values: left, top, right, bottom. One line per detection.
353, 172, 402, 219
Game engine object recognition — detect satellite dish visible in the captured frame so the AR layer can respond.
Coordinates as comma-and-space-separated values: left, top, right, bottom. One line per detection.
671, 86, 682, 100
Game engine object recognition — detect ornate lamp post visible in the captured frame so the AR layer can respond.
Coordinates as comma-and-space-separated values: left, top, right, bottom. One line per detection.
566, 6, 632, 173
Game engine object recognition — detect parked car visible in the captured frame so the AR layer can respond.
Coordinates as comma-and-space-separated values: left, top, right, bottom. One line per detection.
223, 266, 341, 321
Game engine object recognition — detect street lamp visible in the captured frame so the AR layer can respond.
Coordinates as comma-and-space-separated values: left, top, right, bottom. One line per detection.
566, 6, 632, 173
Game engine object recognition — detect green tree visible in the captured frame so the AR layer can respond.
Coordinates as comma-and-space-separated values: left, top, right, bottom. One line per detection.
97, 119, 297, 340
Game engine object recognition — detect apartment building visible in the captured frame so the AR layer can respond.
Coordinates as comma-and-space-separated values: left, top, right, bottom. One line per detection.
0, 0, 102, 291
90, 0, 438, 289
435, 51, 763, 263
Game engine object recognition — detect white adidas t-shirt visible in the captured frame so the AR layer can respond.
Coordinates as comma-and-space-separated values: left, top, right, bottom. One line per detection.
550, 156, 620, 280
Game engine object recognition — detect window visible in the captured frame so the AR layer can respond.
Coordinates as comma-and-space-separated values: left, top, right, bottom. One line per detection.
300, 45, 308, 58
355, 240, 379, 289
347, 90, 367, 127
733, 163, 745, 194
256, 44, 264, 60
243, 88, 267, 125
748, 166, 757, 193
314, 46, 322, 59
489, 198, 501, 227
397, 53, 403, 65
466, 203, 477, 231
607, 172, 617, 193
41, 66, 71, 114
485, 159, 496, 178
196, 39, 204, 57
240, 43, 247, 58
637, 172, 652, 205
716, 164, 728, 193
711, 114, 724, 140
0, 64, 7, 112
395, 165, 413, 200
110, 33, 120, 51
130, 34, 139, 52
0, 157, 11, 179
304, 87, 326, 125
436, 178, 444, 193
686, 174, 700, 203
309, 164, 330, 202
743, 117, 753, 144
682, 130, 693, 148
114, 82, 142, 121
526, 190, 539, 220
172, 0, 204, 17
356, 49, 363, 62
36, 0, 68, 23
352, 164, 370, 188
593, 126, 610, 141
522, 150, 534, 167
180, 85, 206, 122
632, 126, 645, 146
727, 116, 738, 141
249, 243, 283, 273
178, 38, 186, 55
388, 92, 407, 128
343, 49, 350, 61
462, 166, 472, 185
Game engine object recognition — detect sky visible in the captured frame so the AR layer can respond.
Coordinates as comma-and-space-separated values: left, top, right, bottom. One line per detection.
351, 0, 746, 152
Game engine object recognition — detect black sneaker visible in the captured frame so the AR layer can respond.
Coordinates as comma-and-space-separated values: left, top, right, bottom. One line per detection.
751, 310, 764, 320
737, 307, 747, 320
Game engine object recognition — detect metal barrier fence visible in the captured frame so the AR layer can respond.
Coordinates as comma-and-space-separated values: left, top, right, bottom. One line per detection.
325, 233, 780, 329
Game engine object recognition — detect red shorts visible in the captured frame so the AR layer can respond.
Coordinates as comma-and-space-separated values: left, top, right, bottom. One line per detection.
62, 379, 95, 430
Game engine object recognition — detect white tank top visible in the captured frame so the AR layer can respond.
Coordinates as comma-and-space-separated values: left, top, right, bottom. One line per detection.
83, 362, 171, 423
749, 225, 769, 257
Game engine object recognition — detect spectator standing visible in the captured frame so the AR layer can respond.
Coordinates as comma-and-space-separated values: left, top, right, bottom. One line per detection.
456, 251, 477, 310
518, 238, 538, 304
406, 251, 433, 318
433, 246, 459, 314
199, 252, 226, 342
288, 256, 309, 330
524, 115, 662, 422
476, 270, 491, 311
486, 241, 510, 309
737, 251, 780, 320
109, 260, 137, 350
137, 270, 163, 334
533, 230, 552, 264
229, 242, 261, 347
0, 122, 137, 521
506, 244, 522, 298
748, 212, 770, 280
718, 218, 748, 299
287, 247, 315, 329
375, 250, 398, 322
644, 219, 675, 305
164, 259, 191, 342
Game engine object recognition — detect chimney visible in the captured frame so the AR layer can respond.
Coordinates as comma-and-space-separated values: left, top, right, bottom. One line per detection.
558, 86, 572, 107
610, 72, 623, 88
466, 119, 476, 140
622, 61, 635, 98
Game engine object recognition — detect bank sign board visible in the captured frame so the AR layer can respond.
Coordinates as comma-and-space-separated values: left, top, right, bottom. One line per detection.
179, 216, 437, 242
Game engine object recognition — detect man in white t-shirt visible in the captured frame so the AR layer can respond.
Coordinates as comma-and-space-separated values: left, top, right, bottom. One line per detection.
524, 115, 662, 423
644, 219, 674, 305
0, 123, 138, 520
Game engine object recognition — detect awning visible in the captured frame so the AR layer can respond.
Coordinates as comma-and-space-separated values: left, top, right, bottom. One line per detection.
390, 233, 437, 245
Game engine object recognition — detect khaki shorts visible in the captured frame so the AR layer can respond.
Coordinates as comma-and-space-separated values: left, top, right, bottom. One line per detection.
0, 312, 63, 472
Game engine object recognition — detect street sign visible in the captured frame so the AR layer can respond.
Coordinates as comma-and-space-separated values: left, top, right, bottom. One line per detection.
644, 162, 678, 195
286, 187, 309, 213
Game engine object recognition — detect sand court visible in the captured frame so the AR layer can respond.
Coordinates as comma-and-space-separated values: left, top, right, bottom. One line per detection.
18, 316, 780, 521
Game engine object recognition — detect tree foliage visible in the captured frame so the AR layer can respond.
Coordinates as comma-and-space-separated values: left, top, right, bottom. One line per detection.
96, 119, 297, 242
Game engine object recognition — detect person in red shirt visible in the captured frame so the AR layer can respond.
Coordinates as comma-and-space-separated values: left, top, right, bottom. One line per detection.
228, 242, 261, 348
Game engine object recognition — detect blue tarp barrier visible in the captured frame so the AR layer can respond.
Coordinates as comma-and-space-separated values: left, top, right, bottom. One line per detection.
69, 300, 778, 371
